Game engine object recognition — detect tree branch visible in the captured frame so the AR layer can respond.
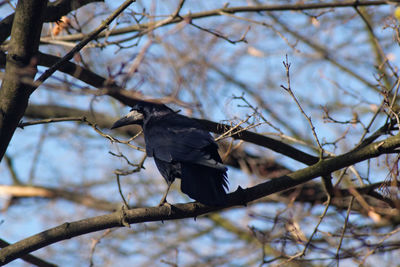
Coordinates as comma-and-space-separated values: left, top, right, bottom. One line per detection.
0, 0, 47, 161
0, 185, 120, 212
0, 239, 57, 267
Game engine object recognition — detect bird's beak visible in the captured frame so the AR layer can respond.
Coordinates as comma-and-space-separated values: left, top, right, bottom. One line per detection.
111, 110, 144, 129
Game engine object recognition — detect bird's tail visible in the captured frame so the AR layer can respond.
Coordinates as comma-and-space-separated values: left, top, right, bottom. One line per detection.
180, 162, 228, 206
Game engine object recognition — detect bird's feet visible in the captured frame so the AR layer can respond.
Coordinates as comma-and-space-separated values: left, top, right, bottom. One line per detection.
158, 198, 172, 215
158, 184, 173, 215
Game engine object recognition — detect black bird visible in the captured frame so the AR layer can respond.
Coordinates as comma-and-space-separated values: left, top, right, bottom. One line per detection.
111, 101, 228, 206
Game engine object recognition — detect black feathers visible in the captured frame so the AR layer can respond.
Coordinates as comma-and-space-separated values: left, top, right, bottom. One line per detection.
111, 102, 228, 206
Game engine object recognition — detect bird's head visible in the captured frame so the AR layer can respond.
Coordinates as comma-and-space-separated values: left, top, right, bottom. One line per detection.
111, 101, 174, 129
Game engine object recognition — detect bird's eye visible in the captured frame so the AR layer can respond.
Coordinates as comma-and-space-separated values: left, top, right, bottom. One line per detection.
131, 104, 144, 113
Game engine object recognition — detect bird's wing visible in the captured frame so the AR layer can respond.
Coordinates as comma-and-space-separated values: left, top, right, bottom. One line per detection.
144, 113, 224, 168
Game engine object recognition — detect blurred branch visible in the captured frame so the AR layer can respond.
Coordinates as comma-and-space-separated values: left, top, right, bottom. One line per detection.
27, 124, 47, 184
0, 185, 120, 211
355, 7, 398, 86
25, 104, 118, 129
3, 154, 22, 185
1, 133, 400, 264
36, 52, 111, 88
335, 196, 354, 262
88, 229, 112, 267
208, 213, 290, 264
360, 227, 400, 264
278, 180, 397, 213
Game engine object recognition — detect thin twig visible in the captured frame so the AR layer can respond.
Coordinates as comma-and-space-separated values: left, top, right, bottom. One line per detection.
110, 152, 146, 175
83, 118, 145, 152
88, 229, 112, 267
233, 94, 284, 135
355, 100, 385, 148
214, 114, 262, 142
218, 11, 301, 53
190, 22, 249, 44
115, 173, 130, 208
4, 154, 22, 185
18, 116, 145, 152
115, 0, 187, 46
387, 78, 400, 126
281, 195, 332, 265
335, 196, 354, 266
18, 116, 86, 128
28, 124, 48, 184
280, 55, 323, 155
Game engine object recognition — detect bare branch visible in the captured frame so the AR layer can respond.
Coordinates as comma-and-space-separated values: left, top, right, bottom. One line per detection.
0, 239, 57, 267
281, 56, 323, 154
335, 196, 354, 264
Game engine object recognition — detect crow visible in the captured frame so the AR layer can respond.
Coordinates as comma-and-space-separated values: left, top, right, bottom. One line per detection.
111, 101, 228, 206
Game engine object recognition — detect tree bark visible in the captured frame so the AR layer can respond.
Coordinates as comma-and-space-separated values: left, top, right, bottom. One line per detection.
0, 0, 47, 161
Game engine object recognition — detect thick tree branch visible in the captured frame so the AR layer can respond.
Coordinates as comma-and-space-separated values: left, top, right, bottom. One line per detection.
1, 133, 400, 264
197, 118, 319, 165
1, 179, 394, 218
0, 0, 47, 162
